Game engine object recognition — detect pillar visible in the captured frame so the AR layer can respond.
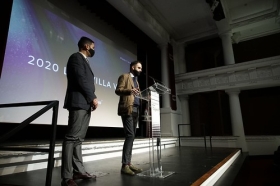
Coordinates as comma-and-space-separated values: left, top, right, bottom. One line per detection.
159, 43, 170, 109
220, 30, 235, 65
226, 89, 248, 152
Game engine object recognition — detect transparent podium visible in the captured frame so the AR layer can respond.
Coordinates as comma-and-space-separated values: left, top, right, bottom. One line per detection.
136, 82, 175, 178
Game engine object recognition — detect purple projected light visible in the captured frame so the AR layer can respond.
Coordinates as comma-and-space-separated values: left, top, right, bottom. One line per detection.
0, 0, 136, 127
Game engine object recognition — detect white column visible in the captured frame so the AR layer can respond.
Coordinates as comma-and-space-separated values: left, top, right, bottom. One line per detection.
159, 43, 178, 137
159, 43, 170, 108
176, 43, 191, 136
226, 89, 248, 152
220, 30, 235, 65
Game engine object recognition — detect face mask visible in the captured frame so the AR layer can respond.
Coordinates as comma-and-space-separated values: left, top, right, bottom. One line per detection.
88, 48, 95, 57
133, 69, 141, 76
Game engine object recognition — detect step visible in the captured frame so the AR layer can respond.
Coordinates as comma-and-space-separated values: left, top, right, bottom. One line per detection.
0, 138, 177, 176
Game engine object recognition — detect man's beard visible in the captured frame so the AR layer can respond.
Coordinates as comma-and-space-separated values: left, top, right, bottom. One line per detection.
133, 70, 141, 76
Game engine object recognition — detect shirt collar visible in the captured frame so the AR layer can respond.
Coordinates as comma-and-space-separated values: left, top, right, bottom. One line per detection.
79, 52, 87, 59
130, 72, 134, 78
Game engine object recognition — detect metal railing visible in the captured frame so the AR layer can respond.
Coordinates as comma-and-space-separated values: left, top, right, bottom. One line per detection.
0, 100, 59, 186
178, 123, 212, 149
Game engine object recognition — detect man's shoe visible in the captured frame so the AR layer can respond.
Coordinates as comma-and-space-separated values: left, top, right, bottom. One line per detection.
129, 164, 143, 173
121, 165, 135, 176
61, 179, 77, 186
73, 172, 96, 180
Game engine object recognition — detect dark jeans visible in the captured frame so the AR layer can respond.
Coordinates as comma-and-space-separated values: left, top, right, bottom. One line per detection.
121, 106, 139, 164
61, 109, 91, 179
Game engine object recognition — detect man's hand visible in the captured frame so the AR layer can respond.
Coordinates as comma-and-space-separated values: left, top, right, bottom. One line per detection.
91, 98, 98, 111
131, 88, 140, 96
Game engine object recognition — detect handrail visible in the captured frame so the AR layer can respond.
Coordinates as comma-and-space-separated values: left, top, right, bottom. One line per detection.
178, 123, 212, 149
0, 100, 59, 186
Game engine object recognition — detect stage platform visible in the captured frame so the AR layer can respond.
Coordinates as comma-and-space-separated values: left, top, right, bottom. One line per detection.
0, 138, 244, 186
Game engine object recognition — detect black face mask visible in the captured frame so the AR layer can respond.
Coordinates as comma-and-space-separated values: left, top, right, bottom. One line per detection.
88, 48, 95, 57
133, 69, 141, 76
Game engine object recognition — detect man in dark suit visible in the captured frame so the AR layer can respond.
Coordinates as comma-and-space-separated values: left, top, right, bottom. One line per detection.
61, 36, 98, 186
115, 61, 143, 176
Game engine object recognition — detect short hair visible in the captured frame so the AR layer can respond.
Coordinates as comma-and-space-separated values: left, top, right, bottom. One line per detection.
78, 36, 94, 49
130, 61, 141, 69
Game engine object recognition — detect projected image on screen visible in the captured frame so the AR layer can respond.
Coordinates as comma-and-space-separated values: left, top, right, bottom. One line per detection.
0, 0, 136, 127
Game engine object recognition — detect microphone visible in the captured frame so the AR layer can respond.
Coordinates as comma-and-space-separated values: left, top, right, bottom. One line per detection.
143, 73, 156, 84
142, 73, 170, 94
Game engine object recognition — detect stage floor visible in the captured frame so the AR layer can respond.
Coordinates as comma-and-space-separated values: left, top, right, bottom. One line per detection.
0, 145, 239, 186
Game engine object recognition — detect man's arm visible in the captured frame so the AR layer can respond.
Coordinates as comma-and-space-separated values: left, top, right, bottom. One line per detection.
115, 75, 132, 96
68, 54, 97, 103
115, 74, 140, 96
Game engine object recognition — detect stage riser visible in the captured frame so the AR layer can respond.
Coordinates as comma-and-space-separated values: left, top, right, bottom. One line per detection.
0, 138, 177, 176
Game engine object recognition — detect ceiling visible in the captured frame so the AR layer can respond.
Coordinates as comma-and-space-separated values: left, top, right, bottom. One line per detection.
106, 0, 280, 45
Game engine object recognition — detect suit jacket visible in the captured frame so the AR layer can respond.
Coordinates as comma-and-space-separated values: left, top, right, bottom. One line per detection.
115, 73, 140, 116
63, 52, 97, 110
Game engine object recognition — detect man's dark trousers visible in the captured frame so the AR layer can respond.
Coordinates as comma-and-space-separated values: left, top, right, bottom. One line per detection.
121, 106, 139, 164
61, 109, 91, 179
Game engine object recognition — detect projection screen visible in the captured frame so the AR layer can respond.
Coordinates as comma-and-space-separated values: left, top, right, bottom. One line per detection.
0, 0, 136, 127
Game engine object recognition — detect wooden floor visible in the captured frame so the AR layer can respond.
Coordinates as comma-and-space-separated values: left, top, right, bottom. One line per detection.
0, 146, 240, 186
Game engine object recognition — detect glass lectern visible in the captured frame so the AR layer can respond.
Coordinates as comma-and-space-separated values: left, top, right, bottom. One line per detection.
136, 82, 175, 178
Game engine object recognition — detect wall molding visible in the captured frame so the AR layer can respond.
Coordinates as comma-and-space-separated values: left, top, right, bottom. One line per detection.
175, 56, 280, 95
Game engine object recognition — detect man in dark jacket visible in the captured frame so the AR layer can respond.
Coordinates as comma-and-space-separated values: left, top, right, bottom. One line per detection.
61, 36, 98, 186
